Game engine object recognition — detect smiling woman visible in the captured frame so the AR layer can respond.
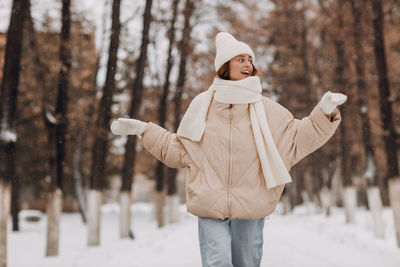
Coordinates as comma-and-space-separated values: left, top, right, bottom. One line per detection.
110, 32, 347, 267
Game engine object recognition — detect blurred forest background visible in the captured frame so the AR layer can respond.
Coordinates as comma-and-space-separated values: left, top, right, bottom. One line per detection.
0, 0, 399, 264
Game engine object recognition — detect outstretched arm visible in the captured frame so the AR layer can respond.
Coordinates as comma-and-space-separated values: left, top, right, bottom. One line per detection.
272, 92, 346, 168
110, 119, 190, 169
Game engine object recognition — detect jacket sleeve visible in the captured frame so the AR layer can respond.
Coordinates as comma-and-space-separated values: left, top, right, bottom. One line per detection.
272, 102, 341, 168
138, 122, 191, 169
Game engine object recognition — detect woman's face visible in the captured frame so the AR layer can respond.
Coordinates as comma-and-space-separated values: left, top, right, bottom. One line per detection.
228, 54, 254, 81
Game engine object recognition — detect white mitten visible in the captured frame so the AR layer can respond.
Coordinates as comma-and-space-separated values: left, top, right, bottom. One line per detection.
110, 118, 147, 136
320, 91, 347, 114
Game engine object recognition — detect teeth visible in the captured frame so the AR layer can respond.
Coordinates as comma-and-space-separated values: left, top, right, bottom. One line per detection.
241, 71, 249, 75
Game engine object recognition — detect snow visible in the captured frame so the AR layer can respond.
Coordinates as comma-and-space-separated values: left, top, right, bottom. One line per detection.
44, 109, 57, 124
0, 119, 16, 142
361, 105, 368, 114
0, 129, 16, 142
8, 202, 400, 267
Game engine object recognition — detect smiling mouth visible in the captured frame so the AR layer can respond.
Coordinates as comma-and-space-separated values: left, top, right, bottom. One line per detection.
241, 70, 250, 76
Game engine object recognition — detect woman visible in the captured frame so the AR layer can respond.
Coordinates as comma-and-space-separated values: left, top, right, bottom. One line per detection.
111, 32, 346, 267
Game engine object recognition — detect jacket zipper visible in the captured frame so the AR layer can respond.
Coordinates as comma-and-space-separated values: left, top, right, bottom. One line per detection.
227, 105, 233, 218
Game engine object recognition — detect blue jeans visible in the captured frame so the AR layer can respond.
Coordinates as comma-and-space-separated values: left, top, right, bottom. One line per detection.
198, 217, 265, 267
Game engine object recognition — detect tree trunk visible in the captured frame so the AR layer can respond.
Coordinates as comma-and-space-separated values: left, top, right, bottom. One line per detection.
335, 1, 350, 187
154, 190, 166, 228
159, 0, 179, 129
55, 0, 71, 191
349, 0, 377, 186
153, 0, 180, 228
280, 193, 291, 215
166, 167, 179, 223
44, 0, 71, 256
11, 168, 19, 231
300, 7, 324, 210
319, 186, 332, 217
321, 154, 338, 215
367, 186, 384, 238
172, 0, 193, 132
370, 0, 399, 203
389, 179, 400, 247
74, 18, 101, 225
343, 186, 357, 223
370, 0, 400, 247
166, 194, 180, 224
73, 133, 87, 223
334, 0, 356, 223
0, 0, 29, 266
45, 189, 62, 256
87, 189, 102, 246
119, 191, 131, 238
348, 0, 384, 238
166, 0, 195, 222
0, 182, 11, 267
43, 110, 58, 255
89, 0, 121, 245
154, 163, 166, 227
120, 0, 153, 233
288, 165, 305, 207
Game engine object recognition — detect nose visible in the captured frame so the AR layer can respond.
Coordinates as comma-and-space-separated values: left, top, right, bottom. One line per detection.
244, 60, 252, 69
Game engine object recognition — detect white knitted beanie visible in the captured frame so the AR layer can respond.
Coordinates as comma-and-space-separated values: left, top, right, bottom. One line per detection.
214, 32, 255, 72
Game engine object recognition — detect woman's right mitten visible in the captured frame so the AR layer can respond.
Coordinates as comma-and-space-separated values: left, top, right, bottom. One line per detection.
320, 91, 347, 115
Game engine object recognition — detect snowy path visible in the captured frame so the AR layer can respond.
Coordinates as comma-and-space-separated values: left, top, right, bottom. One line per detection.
8, 204, 400, 267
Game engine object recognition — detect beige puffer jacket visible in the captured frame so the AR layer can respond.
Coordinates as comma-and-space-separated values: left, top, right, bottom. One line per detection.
140, 97, 341, 220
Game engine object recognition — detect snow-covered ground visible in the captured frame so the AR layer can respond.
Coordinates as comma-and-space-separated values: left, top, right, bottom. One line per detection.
8, 203, 400, 267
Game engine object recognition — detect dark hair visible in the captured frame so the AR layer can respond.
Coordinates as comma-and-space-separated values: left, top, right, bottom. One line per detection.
217, 61, 258, 80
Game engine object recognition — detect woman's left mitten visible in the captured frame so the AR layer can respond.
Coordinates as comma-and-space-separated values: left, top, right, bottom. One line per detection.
110, 118, 147, 136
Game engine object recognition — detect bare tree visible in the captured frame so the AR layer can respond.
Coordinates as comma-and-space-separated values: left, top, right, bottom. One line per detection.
119, 0, 153, 236
370, 0, 399, 181
348, 0, 384, 238
334, 0, 357, 224
154, 0, 180, 228
73, 0, 110, 225
42, 0, 72, 257
369, 0, 400, 247
298, 3, 324, 210
165, 0, 195, 225
88, 0, 121, 246
0, 0, 29, 266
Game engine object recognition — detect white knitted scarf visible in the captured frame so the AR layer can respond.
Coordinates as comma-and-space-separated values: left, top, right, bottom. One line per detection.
177, 76, 292, 189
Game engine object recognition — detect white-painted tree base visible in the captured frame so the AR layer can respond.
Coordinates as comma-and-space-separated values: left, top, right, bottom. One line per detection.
46, 189, 63, 257
366, 186, 384, 238
87, 190, 102, 246
320, 187, 332, 217
0, 182, 11, 267
153, 190, 165, 228
280, 194, 291, 215
119, 192, 131, 238
300, 190, 313, 213
388, 178, 400, 248
343, 186, 357, 224
166, 194, 180, 224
